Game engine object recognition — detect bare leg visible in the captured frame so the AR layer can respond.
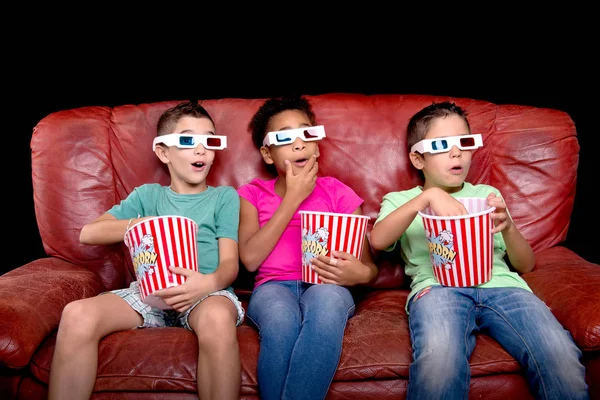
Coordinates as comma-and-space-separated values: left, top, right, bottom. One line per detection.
187, 296, 240, 400
48, 293, 143, 400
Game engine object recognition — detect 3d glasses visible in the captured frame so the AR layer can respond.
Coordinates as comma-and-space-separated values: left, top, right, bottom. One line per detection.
411, 134, 483, 154
262, 125, 326, 147
152, 134, 227, 151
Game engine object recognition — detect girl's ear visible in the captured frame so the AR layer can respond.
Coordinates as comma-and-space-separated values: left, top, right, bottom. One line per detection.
260, 146, 274, 165
155, 145, 170, 164
409, 152, 425, 170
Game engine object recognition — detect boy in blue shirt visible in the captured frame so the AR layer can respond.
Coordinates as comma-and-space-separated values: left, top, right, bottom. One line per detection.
49, 101, 244, 400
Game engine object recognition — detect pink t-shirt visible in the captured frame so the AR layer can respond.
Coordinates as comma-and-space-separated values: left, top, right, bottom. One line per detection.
237, 176, 363, 288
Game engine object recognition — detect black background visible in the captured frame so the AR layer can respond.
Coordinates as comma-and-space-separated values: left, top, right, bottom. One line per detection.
6, 55, 597, 275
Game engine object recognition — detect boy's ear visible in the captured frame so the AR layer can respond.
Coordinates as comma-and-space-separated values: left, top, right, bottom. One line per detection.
260, 146, 274, 165
154, 145, 170, 164
409, 152, 424, 170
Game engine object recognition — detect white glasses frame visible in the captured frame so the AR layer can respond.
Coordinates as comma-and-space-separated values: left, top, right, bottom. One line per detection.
262, 125, 326, 147
411, 134, 483, 154
152, 133, 228, 151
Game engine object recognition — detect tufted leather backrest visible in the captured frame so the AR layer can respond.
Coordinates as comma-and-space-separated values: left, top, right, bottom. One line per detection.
30, 94, 578, 291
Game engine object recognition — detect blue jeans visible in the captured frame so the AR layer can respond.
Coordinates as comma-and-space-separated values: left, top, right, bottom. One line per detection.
406, 286, 589, 400
246, 280, 355, 400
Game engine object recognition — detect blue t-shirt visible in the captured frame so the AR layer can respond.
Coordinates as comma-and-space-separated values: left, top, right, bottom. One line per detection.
108, 184, 240, 275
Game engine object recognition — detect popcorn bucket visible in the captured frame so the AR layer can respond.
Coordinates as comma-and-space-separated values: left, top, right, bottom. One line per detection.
299, 211, 370, 284
418, 197, 495, 287
124, 216, 198, 309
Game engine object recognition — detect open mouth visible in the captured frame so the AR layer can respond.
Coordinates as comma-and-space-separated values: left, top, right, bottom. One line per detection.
192, 162, 206, 168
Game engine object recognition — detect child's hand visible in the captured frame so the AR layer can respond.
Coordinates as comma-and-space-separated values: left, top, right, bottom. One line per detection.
153, 267, 214, 312
284, 155, 318, 202
487, 193, 512, 234
427, 188, 468, 216
310, 250, 370, 286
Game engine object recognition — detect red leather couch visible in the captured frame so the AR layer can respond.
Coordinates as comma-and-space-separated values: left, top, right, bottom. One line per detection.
1, 94, 598, 399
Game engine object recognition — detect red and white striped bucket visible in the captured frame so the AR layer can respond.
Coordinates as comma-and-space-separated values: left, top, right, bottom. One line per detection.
299, 211, 370, 284
124, 216, 198, 309
418, 197, 495, 287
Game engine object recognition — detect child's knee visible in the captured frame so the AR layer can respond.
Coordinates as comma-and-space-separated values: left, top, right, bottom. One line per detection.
59, 300, 100, 338
193, 312, 238, 349
188, 297, 237, 334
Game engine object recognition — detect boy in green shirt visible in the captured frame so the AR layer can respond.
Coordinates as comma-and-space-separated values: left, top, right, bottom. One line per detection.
370, 101, 588, 400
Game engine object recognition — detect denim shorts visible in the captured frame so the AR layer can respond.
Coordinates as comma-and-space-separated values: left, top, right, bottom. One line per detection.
109, 281, 245, 330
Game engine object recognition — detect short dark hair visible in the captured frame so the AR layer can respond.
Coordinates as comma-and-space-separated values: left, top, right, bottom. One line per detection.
157, 101, 215, 136
248, 95, 317, 150
406, 101, 471, 152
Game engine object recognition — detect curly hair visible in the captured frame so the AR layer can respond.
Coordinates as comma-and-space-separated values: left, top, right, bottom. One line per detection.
248, 95, 317, 150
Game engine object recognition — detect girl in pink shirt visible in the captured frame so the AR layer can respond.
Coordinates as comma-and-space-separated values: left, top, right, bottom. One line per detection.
237, 95, 377, 400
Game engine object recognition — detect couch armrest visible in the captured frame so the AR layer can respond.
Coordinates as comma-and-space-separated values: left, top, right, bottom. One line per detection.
0, 258, 105, 369
522, 246, 600, 352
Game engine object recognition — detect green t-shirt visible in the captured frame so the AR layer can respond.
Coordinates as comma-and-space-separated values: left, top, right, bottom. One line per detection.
108, 184, 240, 276
375, 182, 531, 313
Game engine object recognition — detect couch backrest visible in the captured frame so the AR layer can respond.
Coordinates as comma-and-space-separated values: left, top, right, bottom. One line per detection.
31, 94, 579, 291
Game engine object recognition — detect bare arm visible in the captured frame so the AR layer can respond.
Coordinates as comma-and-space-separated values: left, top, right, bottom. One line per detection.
185, 237, 239, 293
370, 195, 425, 251
502, 224, 535, 273
238, 197, 300, 272
212, 237, 240, 289
238, 155, 319, 272
154, 237, 239, 312
370, 187, 466, 251
356, 211, 379, 284
487, 193, 535, 273
79, 213, 149, 245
